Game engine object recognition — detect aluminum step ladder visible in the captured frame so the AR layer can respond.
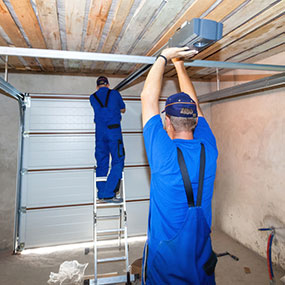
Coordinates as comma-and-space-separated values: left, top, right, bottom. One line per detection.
87, 170, 135, 285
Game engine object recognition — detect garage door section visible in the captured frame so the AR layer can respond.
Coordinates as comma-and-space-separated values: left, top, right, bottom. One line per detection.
18, 94, 150, 249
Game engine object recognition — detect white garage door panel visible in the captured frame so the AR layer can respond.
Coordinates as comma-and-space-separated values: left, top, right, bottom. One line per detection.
26, 99, 143, 132
23, 135, 95, 169
21, 167, 149, 207
127, 201, 149, 236
125, 167, 150, 200
26, 99, 94, 131
21, 170, 93, 207
19, 95, 151, 249
23, 134, 146, 169
24, 206, 92, 248
121, 101, 142, 131
22, 201, 149, 248
124, 134, 147, 165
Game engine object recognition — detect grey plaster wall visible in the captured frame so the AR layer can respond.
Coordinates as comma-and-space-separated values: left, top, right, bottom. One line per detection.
211, 87, 285, 269
0, 87, 19, 250
0, 73, 211, 251
210, 52, 285, 269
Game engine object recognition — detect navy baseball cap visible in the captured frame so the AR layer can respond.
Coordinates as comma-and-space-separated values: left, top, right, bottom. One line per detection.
97, 76, 109, 86
162, 92, 197, 118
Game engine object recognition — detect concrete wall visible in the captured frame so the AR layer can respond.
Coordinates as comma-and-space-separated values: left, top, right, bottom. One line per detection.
0, 92, 19, 251
211, 53, 285, 269
0, 72, 211, 251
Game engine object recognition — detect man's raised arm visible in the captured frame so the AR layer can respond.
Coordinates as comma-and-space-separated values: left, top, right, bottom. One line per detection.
141, 47, 198, 127
172, 58, 204, 117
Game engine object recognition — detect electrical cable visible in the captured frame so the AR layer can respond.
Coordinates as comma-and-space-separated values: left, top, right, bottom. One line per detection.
267, 232, 274, 281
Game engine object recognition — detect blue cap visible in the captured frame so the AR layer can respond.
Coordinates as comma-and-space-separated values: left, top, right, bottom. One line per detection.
162, 92, 197, 118
97, 76, 109, 86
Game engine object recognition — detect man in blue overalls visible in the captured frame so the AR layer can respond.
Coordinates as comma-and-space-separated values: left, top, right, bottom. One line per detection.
141, 48, 218, 284
90, 76, 126, 202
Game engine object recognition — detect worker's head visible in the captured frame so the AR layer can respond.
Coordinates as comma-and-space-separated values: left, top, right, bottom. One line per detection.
96, 76, 109, 89
162, 92, 198, 138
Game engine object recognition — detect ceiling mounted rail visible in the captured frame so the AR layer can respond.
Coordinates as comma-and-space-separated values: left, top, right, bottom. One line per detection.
198, 72, 285, 103
1, 46, 285, 91
0, 76, 23, 101
0, 46, 285, 72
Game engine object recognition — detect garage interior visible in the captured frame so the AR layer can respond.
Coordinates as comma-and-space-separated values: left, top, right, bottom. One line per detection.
0, 0, 285, 284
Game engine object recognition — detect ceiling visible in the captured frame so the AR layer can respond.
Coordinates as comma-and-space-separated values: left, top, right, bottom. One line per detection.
0, 0, 284, 79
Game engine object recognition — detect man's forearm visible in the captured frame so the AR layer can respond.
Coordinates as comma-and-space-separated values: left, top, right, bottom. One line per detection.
173, 61, 204, 117
140, 57, 165, 126
141, 48, 199, 126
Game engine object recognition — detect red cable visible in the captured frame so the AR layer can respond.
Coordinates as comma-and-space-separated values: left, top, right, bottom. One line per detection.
267, 233, 273, 280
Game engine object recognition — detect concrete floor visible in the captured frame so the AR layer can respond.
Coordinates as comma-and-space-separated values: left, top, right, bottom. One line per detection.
0, 230, 284, 284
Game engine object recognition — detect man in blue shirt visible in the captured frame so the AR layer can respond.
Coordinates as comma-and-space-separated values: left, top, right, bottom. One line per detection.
90, 76, 126, 201
141, 48, 218, 284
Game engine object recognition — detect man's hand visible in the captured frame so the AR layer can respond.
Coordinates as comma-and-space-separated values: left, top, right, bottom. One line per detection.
160, 47, 198, 61
170, 50, 204, 117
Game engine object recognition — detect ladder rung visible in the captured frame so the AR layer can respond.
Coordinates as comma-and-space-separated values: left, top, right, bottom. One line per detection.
97, 228, 124, 234
97, 215, 120, 220
96, 202, 123, 207
89, 274, 135, 284
96, 176, 107, 182
97, 256, 126, 263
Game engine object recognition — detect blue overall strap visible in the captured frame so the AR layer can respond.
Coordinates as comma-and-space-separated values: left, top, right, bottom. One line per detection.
93, 89, 111, 108
177, 143, 205, 207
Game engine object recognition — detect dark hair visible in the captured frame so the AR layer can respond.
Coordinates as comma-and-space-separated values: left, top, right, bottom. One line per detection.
167, 108, 197, 132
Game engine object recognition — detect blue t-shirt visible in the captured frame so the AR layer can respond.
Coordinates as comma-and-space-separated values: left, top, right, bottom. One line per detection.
143, 114, 218, 265
89, 87, 125, 126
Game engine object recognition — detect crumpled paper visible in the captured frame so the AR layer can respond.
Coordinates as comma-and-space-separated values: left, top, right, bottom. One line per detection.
48, 260, 88, 285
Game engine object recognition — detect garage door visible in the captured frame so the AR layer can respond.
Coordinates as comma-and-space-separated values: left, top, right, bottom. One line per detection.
18, 93, 152, 249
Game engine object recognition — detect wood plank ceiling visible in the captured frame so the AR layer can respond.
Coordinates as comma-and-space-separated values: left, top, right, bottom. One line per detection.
0, 0, 284, 79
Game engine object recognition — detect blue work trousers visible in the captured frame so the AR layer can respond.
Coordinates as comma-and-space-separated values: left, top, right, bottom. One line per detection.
95, 124, 125, 199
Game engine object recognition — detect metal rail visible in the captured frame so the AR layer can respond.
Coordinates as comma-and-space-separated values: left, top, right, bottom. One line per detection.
1, 46, 285, 91
0, 76, 24, 101
0, 46, 284, 71
199, 72, 285, 103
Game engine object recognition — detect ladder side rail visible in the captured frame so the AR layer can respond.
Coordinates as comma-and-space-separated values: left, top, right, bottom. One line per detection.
93, 168, 98, 284
122, 172, 131, 276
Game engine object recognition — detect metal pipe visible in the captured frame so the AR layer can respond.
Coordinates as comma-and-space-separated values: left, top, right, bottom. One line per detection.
198, 72, 285, 103
4, 55, 8, 81
216, 68, 220, 91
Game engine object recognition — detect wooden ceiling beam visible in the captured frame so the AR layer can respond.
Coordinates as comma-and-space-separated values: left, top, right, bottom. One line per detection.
0, 0, 41, 70
123, 0, 216, 74
166, 0, 285, 77
199, 35, 285, 79
34, 0, 64, 72
145, 0, 216, 57
101, 0, 135, 53
189, 15, 284, 77
81, 0, 112, 72
242, 43, 285, 65
199, 0, 284, 60
132, 0, 247, 76
63, 0, 87, 71
204, 0, 248, 21
104, 0, 163, 74
94, 0, 135, 72
9, 0, 54, 71
84, 0, 112, 52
